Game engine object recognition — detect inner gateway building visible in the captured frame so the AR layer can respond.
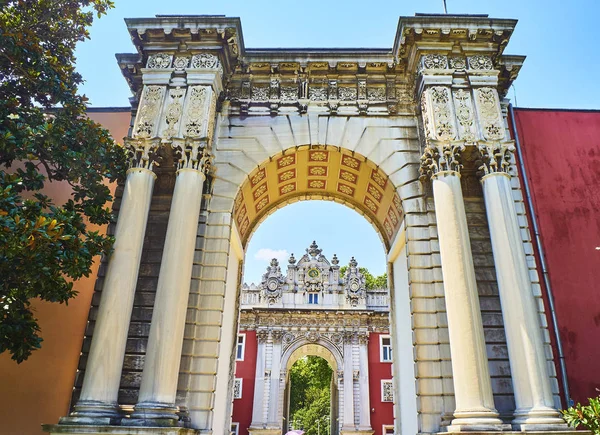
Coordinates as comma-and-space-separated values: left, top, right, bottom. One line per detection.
44, 12, 579, 435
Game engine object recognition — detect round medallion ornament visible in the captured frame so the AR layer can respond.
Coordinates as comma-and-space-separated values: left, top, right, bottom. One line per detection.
267, 278, 279, 292
307, 268, 320, 279
350, 281, 360, 292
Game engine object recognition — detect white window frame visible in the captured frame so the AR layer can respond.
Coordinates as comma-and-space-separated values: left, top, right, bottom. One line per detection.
382, 424, 394, 435
231, 422, 239, 435
380, 334, 392, 362
308, 293, 319, 304
381, 379, 394, 402
234, 378, 243, 399
236, 333, 246, 361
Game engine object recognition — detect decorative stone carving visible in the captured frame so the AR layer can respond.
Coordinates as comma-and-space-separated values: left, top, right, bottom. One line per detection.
449, 56, 467, 70
358, 80, 367, 100
251, 86, 269, 101
353, 370, 360, 381
183, 85, 216, 141
474, 87, 506, 141
468, 55, 494, 70
343, 257, 366, 307
173, 56, 189, 71
190, 53, 221, 71
173, 138, 213, 173
477, 142, 515, 176
260, 258, 285, 303
382, 380, 394, 402
269, 78, 279, 100
257, 329, 270, 343
124, 137, 161, 170
161, 87, 185, 139
421, 86, 456, 141
280, 86, 298, 101
146, 53, 172, 69
422, 53, 448, 69
452, 89, 476, 142
134, 85, 166, 138
338, 86, 357, 101
420, 142, 465, 179
308, 86, 327, 101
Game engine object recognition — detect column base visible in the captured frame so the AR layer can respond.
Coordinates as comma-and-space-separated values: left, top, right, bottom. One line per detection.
247, 428, 281, 435
447, 409, 510, 432
123, 402, 180, 427
43, 424, 198, 434
512, 407, 572, 432
340, 429, 374, 435
58, 400, 122, 426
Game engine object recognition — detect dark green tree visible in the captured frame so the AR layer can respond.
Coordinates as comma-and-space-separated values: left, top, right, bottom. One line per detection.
289, 356, 333, 435
0, 0, 128, 362
339, 265, 388, 290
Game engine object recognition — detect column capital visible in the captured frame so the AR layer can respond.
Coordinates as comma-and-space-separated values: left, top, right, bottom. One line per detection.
172, 138, 213, 174
477, 141, 515, 178
124, 137, 162, 171
420, 140, 466, 180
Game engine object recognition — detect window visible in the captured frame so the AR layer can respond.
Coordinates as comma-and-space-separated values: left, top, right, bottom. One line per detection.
383, 425, 394, 435
236, 334, 246, 361
380, 335, 392, 362
381, 379, 394, 402
308, 293, 319, 304
233, 378, 243, 399
231, 422, 239, 435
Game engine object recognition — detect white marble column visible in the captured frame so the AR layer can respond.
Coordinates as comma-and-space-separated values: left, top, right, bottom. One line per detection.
128, 139, 209, 426
268, 332, 283, 427
61, 139, 160, 425
478, 143, 569, 431
250, 333, 268, 430
357, 333, 372, 432
341, 332, 355, 432
421, 141, 505, 432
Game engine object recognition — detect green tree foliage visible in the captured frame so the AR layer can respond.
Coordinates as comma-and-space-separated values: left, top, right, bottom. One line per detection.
289, 356, 333, 435
339, 265, 388, 290
562, 396, 600, 434
0, 0, 128, 362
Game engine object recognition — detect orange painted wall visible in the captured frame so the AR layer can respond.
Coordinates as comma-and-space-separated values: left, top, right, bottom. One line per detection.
0, 109, 131, 435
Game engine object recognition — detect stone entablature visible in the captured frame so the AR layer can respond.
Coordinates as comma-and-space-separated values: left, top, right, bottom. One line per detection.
241, 242, 390, 310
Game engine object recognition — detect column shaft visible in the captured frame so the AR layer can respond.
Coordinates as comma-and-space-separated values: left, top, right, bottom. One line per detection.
250, 339, 267, 428
431, 171, 505, 432
130, 168, 205, 425
342, 339, 355, 431
60, 168, 155, 425
482, 172, 567, 430
358, 339, 372, 431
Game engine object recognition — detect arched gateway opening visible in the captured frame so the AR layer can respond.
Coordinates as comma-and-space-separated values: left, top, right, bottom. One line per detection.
225, 146, 416, 435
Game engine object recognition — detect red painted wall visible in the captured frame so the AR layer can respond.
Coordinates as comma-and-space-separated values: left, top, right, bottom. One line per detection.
232, 330, 257, 435
368, 333, 394, 435
512, 108, 600, 404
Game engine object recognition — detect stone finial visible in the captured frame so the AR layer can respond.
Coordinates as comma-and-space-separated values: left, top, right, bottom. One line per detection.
288, 253, 296, 265
331, 254, 339, 265
307, 241, 322, 258
349, 257, 358, 268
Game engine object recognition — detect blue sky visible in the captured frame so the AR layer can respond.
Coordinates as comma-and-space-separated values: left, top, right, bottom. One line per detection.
75, 0, 598, 283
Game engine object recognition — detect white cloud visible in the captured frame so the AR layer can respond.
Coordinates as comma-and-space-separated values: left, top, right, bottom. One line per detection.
254, 248, 289, 263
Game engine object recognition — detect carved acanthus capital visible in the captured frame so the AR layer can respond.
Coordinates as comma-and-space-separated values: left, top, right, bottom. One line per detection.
172, 138, 213, 173
420, 141, 466, 180
124, 137, 162, 171
477, 141, 515, 177
357, 332, 369, 345
257, 329, 270, 343
271, 329, 285, 342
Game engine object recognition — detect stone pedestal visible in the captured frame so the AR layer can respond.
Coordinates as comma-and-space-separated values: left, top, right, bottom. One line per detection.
43, 425, 198, 435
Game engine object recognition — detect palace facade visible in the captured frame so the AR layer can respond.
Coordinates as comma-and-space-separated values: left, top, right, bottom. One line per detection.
0, 11, 598, 435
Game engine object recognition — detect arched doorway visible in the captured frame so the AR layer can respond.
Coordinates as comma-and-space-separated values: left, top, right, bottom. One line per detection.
284, 345, 339, 435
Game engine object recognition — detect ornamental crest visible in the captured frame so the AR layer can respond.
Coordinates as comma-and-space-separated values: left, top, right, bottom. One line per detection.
260, 258, 285, 303
343, 257, 366, 306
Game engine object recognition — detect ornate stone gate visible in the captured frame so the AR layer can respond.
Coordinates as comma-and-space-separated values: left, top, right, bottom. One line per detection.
45, 13, 573, 435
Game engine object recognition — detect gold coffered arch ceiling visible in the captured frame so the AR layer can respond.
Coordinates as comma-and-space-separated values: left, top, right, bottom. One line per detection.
232, 145, 403, 250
